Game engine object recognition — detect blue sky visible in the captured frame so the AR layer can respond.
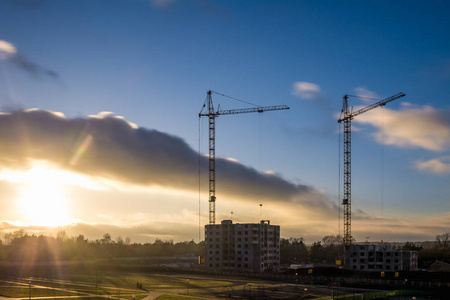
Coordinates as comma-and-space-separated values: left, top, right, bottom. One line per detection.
0, 0, 449, 244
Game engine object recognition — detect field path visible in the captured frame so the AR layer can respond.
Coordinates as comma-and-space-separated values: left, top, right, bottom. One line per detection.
141, 291, 163, 299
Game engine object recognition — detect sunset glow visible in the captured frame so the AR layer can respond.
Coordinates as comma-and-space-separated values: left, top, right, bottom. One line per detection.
0, 1, 449, 244
17, 180, 69, 227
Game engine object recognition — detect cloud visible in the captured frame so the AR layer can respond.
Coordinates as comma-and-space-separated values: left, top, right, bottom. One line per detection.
0, 109, 335, 214
0, 207, 446, 243
0, 40, 60, 81
354, 103, 450, 152
349, 211, 450, 243
10, 53, 60, 80
352, 86, 379, 103
292, 81, 321, 100
0, 40, 17, 60
416, 156, 450, 174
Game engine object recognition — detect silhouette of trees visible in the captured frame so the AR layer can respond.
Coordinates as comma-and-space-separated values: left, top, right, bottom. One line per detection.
280, 237, 308, 264
308, 235, 344, 265
280, 235, 344, 265
436, 233, 450, 248
2, 230, 449, 268
0, 230, 205, 263
401, 241, 422, 251
309, 241, 325, 263
417, 233, 450, 268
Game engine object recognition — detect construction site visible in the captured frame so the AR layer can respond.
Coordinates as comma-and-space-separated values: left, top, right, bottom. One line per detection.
199, 90, 416, 268
195, 90, 447, 298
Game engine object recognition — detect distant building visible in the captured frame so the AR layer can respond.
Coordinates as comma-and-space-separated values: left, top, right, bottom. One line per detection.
205, 220, 280, 273
345, 244, 418, 272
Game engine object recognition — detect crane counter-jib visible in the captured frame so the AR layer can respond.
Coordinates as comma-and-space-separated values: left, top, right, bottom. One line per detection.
198, 90, 289, 225
338, 92, 405, 247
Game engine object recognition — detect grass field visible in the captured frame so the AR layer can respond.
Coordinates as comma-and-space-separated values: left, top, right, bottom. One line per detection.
0, 267, 340, 300
0, 263, 413, 300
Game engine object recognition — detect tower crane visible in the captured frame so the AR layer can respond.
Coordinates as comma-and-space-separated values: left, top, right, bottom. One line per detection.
338, 92, 405, 246
199, 90, 289, 225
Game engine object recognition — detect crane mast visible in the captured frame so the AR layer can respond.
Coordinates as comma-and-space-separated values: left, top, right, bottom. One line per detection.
338, 92, 405, 246
199, 90, 289, 224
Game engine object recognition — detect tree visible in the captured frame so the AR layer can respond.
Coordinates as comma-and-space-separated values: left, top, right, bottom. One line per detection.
309, 241, 325, 264
4, 229, 26, 245
402, 241, 422, 251
280, 237, 308, 264
322, 235, 343, 247
436, 233, 450, 248
101, 233, 112, 244
76, 234, 87, 243
57, 230, 68, 241
321, 235, 344, 264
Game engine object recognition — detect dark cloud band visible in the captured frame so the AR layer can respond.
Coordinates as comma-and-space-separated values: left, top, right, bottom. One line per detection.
0, 109, 334, 212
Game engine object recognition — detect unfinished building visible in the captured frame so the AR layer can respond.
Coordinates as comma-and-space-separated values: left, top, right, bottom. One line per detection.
345, 244, 418, 272
205, 220, 280, 273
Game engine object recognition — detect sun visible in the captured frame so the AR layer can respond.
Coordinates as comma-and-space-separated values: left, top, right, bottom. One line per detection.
17, 183, 68, 227
15, 167, 70, 227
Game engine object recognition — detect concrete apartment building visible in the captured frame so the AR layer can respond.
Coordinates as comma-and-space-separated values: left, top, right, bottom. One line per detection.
345, 244, 418, 272
205, 220, 280, 273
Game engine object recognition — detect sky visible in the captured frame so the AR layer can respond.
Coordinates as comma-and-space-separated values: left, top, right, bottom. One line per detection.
0, 0, 449, 245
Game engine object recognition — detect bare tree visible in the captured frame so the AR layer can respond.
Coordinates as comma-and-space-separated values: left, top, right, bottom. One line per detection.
436, 233, 450, 248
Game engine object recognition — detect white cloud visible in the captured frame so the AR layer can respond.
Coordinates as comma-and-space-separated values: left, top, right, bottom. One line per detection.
225, 157, 239, 163
292, 81, 321, 100
416, 156, 450, 174
88, 111, 138, 129
0, 40, 17, 60
264, 170, 277, 176
355, 103, 450, 152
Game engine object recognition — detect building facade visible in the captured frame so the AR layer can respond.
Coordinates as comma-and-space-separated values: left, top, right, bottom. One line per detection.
345, 244, 418, 272
205, 220, 280, 273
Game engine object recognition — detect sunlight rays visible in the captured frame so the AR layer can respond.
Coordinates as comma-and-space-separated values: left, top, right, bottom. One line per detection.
17, 182, 68, 227
3, 161, 106, 227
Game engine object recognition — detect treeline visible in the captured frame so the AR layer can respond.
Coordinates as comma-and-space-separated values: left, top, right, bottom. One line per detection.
280, 235, 344, 266
412, 233, 450, 268
2, 230, 450, 269
0, 230, 204, 262
281, 233, 450, 269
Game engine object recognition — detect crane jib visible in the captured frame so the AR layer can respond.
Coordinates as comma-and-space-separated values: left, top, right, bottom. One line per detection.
339, 91, 405, 246
338, 92, 405, 123
199, 90, 289, 225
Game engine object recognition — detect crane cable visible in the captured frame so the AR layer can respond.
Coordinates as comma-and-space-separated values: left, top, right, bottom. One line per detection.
210, 90, 266, 222
259, 113, 264, 220
198, 115, 202, 242
210, 90, 261, 107
338, 122, 341, 238
380, 107, 385, 242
